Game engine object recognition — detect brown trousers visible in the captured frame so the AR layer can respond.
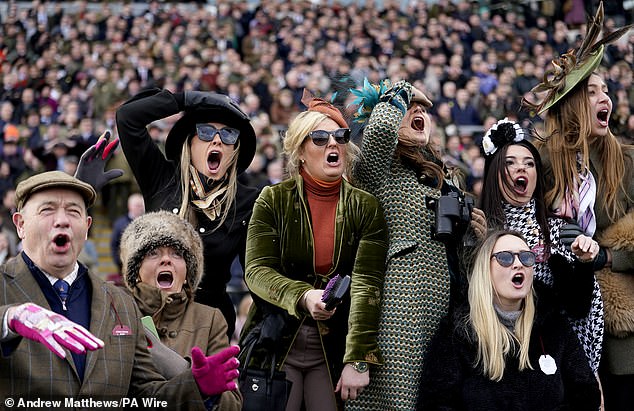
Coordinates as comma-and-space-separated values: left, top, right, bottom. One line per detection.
283, 324, 337, 411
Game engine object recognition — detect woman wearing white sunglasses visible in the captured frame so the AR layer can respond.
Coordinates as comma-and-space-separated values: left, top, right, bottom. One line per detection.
116, 88, 259, 337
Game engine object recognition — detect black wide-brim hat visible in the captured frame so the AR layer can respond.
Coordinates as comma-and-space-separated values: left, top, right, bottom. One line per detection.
164, 99, 256, 174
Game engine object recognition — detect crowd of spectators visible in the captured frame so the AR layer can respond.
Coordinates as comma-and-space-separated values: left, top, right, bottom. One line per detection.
1, 0, 633, 268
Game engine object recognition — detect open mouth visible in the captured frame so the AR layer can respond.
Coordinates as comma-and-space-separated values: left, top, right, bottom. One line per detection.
53, 234, 70, 248
597, 109, 609, 123
326, 152, 339, 164
513, 176, 528, 194
207, 151, 222, 172
411, 116, 425, 132
157, 272, 174, 289
512, 273, 525, 286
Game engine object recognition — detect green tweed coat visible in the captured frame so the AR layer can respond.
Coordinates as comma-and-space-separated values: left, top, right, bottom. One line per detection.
347, 97, 452, 411
241, 175, 388, 390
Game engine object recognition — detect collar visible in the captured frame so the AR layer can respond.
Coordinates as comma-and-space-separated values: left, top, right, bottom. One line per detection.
21, 252, 80, 287
494, 304, 522, 332
132, 282, 189, 323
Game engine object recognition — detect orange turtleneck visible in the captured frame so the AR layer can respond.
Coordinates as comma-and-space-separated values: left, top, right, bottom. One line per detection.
300, 168, 341, 275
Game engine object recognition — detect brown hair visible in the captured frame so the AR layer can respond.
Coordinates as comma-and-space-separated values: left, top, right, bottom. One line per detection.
537, 74, 631, 221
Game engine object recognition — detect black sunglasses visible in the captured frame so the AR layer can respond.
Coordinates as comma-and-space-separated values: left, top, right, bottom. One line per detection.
307, 128, 351, 146
195, 124, 240, 145
491, 250, 536, 267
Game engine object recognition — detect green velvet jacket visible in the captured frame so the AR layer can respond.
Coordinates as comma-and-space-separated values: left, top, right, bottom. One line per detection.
242, 175, 388, 383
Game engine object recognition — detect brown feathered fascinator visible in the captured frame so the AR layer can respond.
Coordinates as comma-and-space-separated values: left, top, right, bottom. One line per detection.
524, 2, 632, 114
301, 89, 348, 128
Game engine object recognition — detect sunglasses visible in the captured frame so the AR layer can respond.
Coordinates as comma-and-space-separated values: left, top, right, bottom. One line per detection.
307, 128, 351, 146
195, 124, 240, 145
491, 250, 536, 267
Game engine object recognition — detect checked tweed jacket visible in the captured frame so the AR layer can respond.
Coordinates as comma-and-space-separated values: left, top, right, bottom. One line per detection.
347, 94, 453, 411
0, 254, 206, 410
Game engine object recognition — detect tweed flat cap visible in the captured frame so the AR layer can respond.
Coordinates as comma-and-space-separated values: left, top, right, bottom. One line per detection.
15, 171, 97, 209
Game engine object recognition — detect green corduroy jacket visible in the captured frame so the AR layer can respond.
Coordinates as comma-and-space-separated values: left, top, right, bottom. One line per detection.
242, 174, 388, 384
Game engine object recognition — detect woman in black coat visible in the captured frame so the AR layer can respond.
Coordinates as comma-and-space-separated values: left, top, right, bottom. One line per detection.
418, 230, 600, 411
116, 88, 259, 336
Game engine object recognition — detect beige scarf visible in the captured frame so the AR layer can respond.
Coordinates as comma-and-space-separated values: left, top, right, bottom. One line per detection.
189, 165, 228, 221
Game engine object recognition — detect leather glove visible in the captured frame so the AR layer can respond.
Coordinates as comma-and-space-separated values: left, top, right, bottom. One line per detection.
8, 303, 105, 358
74, 130, 124, 191
183, 91, 248, 120
379, 80, 412, 115
191, 345, 241, 397
470, 207, 487, 241
144, 325, 189, 379
559, 222, 585, 251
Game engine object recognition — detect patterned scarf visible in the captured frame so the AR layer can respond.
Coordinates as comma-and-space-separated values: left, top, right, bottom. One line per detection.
551, 154, 597, 236
189, 165, 228, 221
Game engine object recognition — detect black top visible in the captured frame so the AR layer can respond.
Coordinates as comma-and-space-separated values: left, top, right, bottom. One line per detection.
116, 88, 259, 336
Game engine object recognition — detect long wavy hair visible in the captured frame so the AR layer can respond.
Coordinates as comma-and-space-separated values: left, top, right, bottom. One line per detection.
468, 230, 535, 381
395, 123, 445, 188
178, 137, 240, 231
536, 74, 632, 221
283, 110, 360, 178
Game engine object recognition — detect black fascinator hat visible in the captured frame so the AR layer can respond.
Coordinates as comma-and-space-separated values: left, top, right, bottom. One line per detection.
480, 118, 541, 174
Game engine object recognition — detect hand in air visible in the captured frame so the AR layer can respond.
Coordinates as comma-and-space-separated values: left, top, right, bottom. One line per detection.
74, 130, 124, 191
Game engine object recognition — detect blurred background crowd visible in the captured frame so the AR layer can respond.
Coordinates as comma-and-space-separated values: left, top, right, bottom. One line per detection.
0, 0, 633, 314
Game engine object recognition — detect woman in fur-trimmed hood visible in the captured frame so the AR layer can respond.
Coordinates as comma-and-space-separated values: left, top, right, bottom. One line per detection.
120, 210, 242, 411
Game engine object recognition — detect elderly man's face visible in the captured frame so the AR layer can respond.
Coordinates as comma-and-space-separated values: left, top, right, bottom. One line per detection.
13, 189, 92, 278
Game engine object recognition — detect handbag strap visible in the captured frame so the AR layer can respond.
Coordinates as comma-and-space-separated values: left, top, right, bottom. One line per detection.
239, 333, 279, 382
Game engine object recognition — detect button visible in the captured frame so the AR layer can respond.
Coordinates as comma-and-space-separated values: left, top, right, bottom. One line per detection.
172, 208, 179, 213
168, 331, 178, 338
199, 227, 206, 233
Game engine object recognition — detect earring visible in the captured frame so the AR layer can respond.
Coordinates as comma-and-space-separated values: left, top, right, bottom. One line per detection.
300, 159, 305, 164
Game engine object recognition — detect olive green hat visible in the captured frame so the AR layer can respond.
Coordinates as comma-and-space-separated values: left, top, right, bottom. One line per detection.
15, 171, 97, 210
525, 2, 632, 115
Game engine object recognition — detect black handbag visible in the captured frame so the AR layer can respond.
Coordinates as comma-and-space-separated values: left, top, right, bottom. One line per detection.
239, 313, 292, 411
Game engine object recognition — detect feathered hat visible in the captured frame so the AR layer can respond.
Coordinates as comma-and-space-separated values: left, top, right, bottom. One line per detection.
525, 2, 632, 114
300, 89, 348, 128
348, 78, 432, 123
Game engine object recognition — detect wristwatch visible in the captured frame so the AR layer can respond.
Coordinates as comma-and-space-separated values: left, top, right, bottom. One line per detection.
350, 361, 368, 373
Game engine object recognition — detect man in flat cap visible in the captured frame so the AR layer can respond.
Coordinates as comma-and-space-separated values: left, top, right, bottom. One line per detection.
0, 171, 240, 409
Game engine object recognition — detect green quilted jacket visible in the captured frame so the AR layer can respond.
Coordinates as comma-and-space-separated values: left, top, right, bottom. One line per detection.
242, 175, 388, 382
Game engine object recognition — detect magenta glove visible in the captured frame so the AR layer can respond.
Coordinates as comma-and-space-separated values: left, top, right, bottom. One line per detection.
191, 345, 240, 397
8, 303, 105, 358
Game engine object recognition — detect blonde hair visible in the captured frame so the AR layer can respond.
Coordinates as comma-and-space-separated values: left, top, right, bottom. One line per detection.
178, 137, 239, 231
538, 74, 631, 221
468, 230, 535, 381
283, 110, 360, 178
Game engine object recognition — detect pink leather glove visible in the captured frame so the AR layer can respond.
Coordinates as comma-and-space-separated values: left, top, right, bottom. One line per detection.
191, 345, 240, 397
8, 303, 105, 358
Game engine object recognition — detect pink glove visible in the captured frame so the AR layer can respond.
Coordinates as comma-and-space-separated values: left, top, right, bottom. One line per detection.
8, 303, 105, 358
191, 345, 240, 397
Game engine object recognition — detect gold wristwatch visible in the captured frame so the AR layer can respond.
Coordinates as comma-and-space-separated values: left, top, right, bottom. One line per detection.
350, 361, 368, 373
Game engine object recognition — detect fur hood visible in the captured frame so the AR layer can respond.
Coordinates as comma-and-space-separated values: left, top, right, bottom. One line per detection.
596, 211, 634, 337
120, 210, 203, 297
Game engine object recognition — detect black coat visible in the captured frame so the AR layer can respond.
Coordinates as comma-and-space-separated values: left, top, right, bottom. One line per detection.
116, 89, 259, 336
418, 286, 600, 411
